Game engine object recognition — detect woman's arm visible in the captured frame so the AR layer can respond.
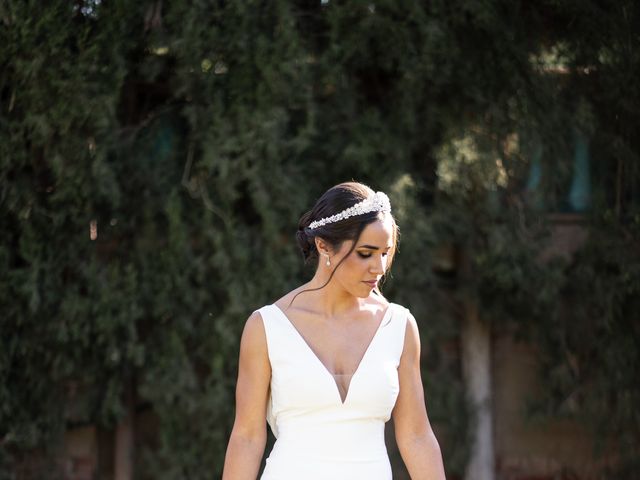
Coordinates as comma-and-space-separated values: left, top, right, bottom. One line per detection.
222, 311, 272, 480
392, 312, 446, 480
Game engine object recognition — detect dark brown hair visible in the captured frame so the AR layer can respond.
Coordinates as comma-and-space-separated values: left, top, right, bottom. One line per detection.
290, 181, 399, 306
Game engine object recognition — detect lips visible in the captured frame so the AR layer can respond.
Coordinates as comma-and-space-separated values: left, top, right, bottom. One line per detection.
363, 280, 378, 288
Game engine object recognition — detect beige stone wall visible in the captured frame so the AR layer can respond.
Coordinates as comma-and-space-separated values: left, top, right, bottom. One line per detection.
492, 333, 610, 480
62, 426, 97, 480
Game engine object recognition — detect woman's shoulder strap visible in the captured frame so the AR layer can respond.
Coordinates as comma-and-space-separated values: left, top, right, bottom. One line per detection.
383, 302, 411, 357
386, 302, 410, 324
253, 304, 291, 347
253, 304, 280, 328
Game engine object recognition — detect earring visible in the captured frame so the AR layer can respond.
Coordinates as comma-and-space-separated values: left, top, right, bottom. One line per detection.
324, 254, 331, 267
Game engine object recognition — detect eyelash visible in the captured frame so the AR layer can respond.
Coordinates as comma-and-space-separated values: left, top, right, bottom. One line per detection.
357, 252, 388, 259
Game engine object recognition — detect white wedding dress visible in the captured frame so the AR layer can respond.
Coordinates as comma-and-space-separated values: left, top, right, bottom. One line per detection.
256, 302, 409, 480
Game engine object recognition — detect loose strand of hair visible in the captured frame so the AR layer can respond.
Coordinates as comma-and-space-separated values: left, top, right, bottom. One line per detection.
286, 224, 366, 310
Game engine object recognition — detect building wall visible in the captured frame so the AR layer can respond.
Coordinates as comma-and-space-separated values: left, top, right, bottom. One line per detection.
493, 333, 611, 480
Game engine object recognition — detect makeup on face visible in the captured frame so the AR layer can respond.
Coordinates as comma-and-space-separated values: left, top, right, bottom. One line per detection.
326, 217, 396, 297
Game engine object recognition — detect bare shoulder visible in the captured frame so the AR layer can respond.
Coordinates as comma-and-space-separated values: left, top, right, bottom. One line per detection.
401, 308, 421, 358
404, 308, 419, 331
240, 310, 268, 354
244, 309, 265, 331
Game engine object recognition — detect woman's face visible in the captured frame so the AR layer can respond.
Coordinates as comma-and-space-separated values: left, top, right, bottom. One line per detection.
331, 215, 395, 298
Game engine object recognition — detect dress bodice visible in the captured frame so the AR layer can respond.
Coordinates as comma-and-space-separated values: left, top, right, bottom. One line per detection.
257, 302, 409, 480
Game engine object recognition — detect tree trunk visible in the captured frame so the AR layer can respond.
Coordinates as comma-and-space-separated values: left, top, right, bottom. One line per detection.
114, 386, 135, 480
461, 300, 495, 480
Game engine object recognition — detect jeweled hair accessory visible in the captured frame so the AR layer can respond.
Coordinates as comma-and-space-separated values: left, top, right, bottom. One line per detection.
308, 191, 391, 230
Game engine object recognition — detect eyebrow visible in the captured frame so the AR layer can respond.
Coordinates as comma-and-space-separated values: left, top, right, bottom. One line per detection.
358, 244, 392, 250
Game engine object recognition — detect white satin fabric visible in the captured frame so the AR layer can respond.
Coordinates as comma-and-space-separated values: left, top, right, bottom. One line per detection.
257, 302, 409, 480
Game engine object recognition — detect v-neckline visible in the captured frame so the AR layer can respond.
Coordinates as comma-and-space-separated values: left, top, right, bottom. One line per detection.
271, 302, 393, 405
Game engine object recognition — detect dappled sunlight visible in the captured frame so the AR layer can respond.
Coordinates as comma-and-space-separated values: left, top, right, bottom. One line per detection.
436, 133, 511, 195
388, 173, 417, 223
529, 42, 572, 74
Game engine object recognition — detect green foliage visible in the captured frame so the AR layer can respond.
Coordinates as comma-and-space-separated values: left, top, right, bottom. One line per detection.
1, 0, 639, 478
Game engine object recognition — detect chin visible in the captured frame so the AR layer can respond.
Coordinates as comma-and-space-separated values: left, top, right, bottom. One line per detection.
353, 285, 375, 298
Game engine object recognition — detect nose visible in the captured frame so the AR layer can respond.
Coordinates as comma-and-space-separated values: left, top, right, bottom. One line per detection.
370, 254, 385, 275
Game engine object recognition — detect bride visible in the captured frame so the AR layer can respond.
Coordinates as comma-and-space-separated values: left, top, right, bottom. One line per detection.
223, 181, 446, 479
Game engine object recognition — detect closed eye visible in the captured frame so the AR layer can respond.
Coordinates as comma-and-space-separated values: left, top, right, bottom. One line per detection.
357, 251, 389, 259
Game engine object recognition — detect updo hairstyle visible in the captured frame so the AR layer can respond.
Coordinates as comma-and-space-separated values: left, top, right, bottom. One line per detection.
296, 182, 399, 274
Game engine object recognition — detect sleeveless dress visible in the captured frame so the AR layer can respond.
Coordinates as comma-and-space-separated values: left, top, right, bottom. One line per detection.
256, 302, 409, 480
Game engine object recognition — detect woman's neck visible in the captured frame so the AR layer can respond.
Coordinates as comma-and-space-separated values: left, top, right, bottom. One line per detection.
303, 272, 362, 319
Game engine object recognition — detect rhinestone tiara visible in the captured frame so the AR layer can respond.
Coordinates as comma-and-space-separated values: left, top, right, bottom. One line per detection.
308, 191, 391, 230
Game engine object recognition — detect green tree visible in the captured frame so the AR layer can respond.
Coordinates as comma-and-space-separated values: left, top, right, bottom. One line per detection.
1, 1, 639, 479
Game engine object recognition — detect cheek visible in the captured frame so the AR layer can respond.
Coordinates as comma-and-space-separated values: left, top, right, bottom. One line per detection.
339, 255, 368, 277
